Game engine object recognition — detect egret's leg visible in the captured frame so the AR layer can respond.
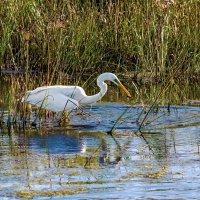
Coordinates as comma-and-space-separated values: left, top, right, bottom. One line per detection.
52, 112, 56, 120
45, 110, 52, 120
58, 111, 70, 126
45, 110, 48, 120
25, 103, 32, 121
20, 103, 32, 125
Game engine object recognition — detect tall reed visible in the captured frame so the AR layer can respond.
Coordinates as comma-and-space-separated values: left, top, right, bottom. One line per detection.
0, 0, 199, 84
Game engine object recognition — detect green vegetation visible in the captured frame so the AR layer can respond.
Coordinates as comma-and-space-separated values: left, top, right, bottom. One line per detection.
14, 188, 88, 198
0, 0, 200, 130
0, 0, 199, 84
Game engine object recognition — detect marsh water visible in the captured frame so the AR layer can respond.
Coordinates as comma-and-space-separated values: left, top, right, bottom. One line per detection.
0, 77, 200, 199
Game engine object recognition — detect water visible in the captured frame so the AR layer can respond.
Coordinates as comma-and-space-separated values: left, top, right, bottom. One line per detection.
0, 103, 200, 199
0, 75, 200, 199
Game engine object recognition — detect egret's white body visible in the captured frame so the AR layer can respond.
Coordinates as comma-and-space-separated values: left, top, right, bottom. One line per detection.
22, 73, 131, 112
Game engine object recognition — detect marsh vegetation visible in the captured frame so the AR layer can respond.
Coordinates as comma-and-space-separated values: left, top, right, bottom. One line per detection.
0, 0, 199, 82
0, 0, 200, 199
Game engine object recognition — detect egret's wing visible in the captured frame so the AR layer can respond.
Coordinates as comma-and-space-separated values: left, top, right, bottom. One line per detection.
62, 86, 86, 101
24, 85, 87, 101
22, 85, 88, 112
23, 88, 79, 112
43, 94, 79, 112
22, 88, 50, 105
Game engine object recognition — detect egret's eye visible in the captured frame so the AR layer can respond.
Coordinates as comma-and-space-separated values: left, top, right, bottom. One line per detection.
114, 79, 120, 85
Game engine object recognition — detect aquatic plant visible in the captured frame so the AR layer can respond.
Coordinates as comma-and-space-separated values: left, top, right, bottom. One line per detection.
14, 188, 88, 198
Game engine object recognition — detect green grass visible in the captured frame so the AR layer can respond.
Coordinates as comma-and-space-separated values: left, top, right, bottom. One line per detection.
0, 0, 199, 129
0, 0, 199, 84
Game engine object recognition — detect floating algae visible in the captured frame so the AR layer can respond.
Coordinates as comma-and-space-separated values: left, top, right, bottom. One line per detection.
14, 188, 89, 198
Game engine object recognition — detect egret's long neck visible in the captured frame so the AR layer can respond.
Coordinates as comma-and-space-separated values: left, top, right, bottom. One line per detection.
79, 80, 107, 105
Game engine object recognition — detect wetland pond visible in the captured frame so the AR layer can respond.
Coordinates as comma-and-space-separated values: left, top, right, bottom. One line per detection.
0, 78, 200, 199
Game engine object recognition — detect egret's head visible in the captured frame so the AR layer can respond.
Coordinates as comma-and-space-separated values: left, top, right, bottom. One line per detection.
98, 73, 132, 98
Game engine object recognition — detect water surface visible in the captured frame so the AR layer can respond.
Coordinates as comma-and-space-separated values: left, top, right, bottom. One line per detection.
0, 103, 200, 199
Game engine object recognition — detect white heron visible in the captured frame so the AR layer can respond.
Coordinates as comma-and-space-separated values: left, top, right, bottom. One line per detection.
22, 73, 132, 113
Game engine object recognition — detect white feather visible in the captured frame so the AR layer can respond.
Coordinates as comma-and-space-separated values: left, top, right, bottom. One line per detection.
22, 73, 131, 112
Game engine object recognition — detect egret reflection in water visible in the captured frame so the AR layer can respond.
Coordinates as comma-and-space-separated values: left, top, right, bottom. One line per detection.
27, 131, 123, 166
29, 134, 91, 154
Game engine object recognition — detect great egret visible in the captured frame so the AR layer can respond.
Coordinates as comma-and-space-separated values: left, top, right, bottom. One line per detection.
22, 73, 131, 113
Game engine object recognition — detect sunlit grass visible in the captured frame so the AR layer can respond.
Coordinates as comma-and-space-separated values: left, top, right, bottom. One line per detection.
0, 0, 199, 81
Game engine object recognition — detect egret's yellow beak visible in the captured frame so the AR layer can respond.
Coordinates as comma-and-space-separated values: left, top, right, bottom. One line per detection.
118, 82, 132, 98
